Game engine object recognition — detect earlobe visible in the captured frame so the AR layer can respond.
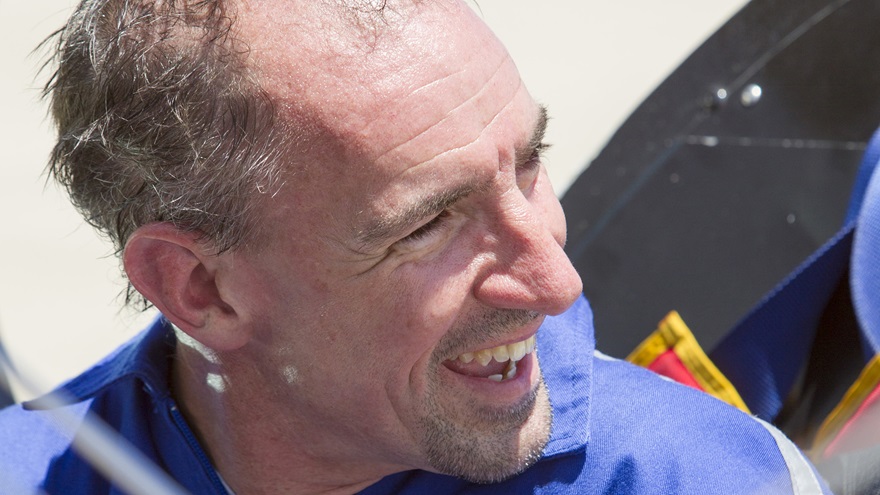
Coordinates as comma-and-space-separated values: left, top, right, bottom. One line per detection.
122, 223, 249, 351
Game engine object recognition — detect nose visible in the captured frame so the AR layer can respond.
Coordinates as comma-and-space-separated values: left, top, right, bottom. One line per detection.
472, 190, 583, 316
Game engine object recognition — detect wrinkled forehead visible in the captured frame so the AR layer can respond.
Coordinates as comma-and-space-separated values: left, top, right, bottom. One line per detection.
236, 0, 518, 165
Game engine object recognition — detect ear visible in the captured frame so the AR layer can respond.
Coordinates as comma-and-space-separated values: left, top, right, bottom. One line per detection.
123, 222, 250, 351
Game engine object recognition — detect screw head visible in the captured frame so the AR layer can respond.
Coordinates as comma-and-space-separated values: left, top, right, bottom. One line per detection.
740, 84, 763, 107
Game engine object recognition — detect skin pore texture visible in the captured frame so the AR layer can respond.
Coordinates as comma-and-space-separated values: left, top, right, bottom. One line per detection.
123, 0, 583, 493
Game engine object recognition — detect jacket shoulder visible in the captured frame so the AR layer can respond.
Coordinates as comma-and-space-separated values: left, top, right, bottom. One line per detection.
581, 352, 828, 494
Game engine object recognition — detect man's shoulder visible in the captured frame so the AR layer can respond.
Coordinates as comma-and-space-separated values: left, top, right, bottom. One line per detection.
579, 351, 827, 494
0, 318, 181, 494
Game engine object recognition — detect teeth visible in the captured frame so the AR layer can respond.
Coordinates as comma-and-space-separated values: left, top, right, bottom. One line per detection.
454, 335, 538, 374
504, 360, 517, 380
485, 360, 518, 383
474, 349, 493, 366
491, 345, 509, 362
508, 341, 526, 362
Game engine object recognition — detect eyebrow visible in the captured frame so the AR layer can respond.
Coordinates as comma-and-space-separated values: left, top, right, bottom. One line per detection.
516, 105, 549, 172
355, 105, 551, 250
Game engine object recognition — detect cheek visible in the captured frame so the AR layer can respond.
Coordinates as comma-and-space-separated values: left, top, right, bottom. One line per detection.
389, 251, 478, 345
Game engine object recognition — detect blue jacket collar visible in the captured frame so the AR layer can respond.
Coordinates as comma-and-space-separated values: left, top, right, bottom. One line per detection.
27, 315, 174, 409
538, 295, 594, 457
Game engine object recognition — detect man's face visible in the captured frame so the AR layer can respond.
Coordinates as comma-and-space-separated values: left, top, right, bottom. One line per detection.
229, 0, 582, 483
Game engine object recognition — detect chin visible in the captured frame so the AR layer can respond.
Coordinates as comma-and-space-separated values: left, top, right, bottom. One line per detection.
418, 380, 552, 484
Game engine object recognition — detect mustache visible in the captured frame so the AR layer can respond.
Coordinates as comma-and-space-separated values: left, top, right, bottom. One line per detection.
434, 308, 541, 360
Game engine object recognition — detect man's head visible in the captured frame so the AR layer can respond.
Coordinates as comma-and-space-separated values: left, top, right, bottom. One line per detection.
48, 0, 583, 487
46, 0, 286, 275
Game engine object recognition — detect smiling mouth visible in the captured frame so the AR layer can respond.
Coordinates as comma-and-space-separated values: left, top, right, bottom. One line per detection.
443, 335, 537, 382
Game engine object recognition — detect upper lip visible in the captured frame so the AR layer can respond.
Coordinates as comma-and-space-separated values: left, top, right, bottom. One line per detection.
446, 314, 544, 359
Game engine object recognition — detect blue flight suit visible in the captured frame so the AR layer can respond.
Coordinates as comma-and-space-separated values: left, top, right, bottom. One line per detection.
0, 296, 827, 494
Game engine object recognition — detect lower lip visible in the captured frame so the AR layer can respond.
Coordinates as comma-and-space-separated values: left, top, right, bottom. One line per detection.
440, 352, 538, 402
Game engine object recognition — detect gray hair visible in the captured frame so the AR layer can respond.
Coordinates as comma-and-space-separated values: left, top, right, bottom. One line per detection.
44, 0, 287, 305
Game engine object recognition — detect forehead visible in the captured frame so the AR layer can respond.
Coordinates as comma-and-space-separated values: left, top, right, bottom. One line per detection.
238, 0, 537, 224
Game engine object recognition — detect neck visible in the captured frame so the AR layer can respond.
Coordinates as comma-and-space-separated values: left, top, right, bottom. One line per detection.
171, 341, 395, 495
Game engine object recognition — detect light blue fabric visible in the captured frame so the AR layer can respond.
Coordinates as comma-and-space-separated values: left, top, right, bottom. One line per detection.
0, 297, 826, 494
851, 145, 880, 359
845, 126, 880, 225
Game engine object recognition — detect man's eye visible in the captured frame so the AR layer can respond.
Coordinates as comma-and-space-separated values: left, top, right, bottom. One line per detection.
517, 142, 550, 191
398, 210, 452, 248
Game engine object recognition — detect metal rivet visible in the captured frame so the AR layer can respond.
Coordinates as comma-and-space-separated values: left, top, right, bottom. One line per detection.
703, 87, 728, 110
740, 84, 763, 107
700, 136, 719, 147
